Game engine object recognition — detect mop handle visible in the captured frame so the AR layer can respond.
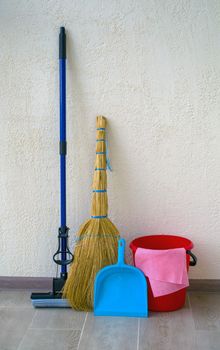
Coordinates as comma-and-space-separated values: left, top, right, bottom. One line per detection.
59, 27, 67, 274
53, 27, 73, 271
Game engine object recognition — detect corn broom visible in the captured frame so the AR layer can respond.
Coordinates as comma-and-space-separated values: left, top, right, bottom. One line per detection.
63, 116, 120, 311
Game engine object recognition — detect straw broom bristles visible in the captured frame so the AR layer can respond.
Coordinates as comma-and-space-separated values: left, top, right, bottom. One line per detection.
63, 116, 120, 311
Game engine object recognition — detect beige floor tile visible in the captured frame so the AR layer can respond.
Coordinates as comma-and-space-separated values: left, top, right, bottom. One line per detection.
139, 304, 195, 350
78, 313, 139, 350
18, 329, 80, 350
30, 308, 86, 330
0, 307, 35, 350
189, 292, 220, 331
0, 290, 32, 308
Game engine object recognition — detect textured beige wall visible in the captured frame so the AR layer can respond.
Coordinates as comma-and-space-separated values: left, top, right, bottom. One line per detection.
0, 0, 220, 278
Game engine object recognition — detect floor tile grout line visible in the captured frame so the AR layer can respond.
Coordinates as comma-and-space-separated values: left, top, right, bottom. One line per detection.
0, 305, 33, 309
16, 308, 37, 350
187, 293, 192, 310
29, 326, 84, 331
28, 307, 38, 329
77, 312, 88, 350
136, 318, 140, 350
187, 292, 197, 332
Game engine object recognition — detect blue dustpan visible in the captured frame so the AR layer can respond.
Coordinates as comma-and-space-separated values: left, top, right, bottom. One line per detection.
94, 239, 148, 317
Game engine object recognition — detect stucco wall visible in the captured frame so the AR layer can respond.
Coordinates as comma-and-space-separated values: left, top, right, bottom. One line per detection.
0, 0, 220, 278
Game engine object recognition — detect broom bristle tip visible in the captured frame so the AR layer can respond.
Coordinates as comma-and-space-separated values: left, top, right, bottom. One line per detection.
62, 218, 119, 311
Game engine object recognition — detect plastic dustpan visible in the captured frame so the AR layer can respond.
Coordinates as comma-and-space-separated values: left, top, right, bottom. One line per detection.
94, 238, 148, 317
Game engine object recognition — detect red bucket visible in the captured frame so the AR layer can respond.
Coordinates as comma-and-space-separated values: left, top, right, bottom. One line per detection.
129, 235, 197, 312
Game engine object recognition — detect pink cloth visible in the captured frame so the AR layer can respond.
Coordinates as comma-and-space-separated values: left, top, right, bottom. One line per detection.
135, 247, 189, 297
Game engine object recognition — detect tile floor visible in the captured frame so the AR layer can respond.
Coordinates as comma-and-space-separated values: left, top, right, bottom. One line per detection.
0, 290, 219, 350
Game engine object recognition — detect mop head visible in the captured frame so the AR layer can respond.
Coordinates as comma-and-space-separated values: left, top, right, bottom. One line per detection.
63, 116, 119, 311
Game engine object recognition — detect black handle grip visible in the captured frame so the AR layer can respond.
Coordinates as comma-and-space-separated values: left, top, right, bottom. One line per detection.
53, 252, 73, 266
59, 27, 66, 59
186, 250, 197, 266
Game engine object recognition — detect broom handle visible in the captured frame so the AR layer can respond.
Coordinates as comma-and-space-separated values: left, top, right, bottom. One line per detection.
59, 27, 67, 274
91, 116, 108, 218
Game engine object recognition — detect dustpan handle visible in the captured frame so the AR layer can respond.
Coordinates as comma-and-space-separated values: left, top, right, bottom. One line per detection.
118, 239, 125, 265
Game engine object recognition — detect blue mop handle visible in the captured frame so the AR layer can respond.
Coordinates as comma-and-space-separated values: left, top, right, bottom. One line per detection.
59, 27, 67, 274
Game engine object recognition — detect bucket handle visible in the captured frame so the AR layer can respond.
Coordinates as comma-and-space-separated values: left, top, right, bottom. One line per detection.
186, 250, 197, 266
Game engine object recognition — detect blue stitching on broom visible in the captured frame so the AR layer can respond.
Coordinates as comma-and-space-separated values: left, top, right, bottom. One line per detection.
95, 132, 112, 171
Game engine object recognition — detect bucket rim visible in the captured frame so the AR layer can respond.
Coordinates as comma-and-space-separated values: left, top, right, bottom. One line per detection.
129, 234, 194, 251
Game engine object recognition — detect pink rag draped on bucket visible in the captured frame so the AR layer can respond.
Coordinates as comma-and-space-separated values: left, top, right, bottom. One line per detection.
135, 247, 189, 297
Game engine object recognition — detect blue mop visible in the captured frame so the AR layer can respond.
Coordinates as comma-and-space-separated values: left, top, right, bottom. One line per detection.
31, 27, 73, 307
